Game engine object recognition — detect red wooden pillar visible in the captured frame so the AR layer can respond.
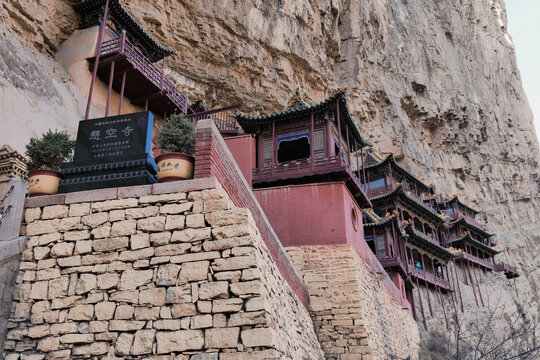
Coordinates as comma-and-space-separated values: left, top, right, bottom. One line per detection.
360, 145, 366, 185
355, 141, 360, 177
310, 113, 314, 171
271, 120, 275, 177
336, 103, 342, 166
145, 98, 149, 112
118, 71, 126, 115
161, 59, 165, 88
326, 120, 332, 158
85, 0, 110, 120
119, 30, 126, 54
105, 60, 115, 117
345, 124, 351, 165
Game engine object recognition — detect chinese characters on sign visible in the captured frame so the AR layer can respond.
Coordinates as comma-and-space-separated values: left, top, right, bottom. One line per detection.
88, 119, 135, 159
73, 112, 153, 162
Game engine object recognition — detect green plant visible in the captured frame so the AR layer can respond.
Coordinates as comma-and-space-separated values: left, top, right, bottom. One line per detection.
157, 113, 196, 155
25, 130, 75, 171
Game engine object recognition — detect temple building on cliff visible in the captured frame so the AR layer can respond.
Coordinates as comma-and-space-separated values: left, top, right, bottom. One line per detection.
230, 89, 519, 328
0, 1, 523, 358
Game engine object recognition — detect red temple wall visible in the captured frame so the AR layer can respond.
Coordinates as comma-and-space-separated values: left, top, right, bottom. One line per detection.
224, 135, 256, 185
254, 182, 364, 248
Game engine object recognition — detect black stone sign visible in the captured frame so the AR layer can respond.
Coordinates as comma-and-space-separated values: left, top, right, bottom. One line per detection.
58, 112, 158, 193
73, 112, 153, 162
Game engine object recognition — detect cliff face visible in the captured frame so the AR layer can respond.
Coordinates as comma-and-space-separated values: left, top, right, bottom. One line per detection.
0, 0, 538, 346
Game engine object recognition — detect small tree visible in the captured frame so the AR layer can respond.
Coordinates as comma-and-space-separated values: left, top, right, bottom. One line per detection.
25, 130, 75, 171
157, 113, 196, 155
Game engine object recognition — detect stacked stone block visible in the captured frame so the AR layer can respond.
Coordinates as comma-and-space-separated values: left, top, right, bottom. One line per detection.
3, 181, 322, 359
287, 245, 420, 360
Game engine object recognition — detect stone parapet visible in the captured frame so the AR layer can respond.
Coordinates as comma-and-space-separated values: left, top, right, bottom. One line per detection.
3, 179, 322, 359
287, 245, 421, 360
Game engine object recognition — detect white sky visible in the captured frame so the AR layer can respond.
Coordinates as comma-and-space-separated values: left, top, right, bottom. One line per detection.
506, 0, 540, 146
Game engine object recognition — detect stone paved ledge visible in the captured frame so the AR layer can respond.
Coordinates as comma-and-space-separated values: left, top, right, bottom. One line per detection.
24, 178, 220, 208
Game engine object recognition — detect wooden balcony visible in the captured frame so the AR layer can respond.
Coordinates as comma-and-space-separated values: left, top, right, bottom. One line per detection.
90, 34, 189, 116
455, 252, 494, 270
367, 183, 395, 198
494, 262, 519, 279
252, 156, 371, 207
187, 104, 241, 135
378, 256, 408, 277
409, 267, 452, 291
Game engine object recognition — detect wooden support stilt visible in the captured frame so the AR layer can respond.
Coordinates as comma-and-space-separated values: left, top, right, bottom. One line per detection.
85, 0, 110, 120
105, 60, 115, 117
118, 71, 126, 115
461, 261, 469, 285
437, 285, 450, 330
416, 277, 427, 329
453, 263, 464, 312
425, 281, 434, 317
466, 260, 479, 306
145, 98, 149, 111
471, 263, 485, 307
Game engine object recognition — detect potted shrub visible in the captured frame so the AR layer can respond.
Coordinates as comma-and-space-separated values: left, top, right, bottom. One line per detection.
155, 113, 196, 182
25, 130, 75, 197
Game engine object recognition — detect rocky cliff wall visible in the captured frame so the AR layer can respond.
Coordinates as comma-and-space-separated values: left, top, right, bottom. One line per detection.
0, 0, 538, 348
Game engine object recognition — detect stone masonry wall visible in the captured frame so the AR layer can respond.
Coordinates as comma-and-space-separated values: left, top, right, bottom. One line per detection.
0, 250, 21, 353
287, 245, 420, 360
3, 178, 322, 359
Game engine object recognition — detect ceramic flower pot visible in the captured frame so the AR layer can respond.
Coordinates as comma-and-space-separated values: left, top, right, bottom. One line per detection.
27, 169, 62, 197
155, 152, 194, 182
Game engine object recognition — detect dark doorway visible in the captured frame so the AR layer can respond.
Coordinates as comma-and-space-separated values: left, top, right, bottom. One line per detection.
277, 136, 310, 162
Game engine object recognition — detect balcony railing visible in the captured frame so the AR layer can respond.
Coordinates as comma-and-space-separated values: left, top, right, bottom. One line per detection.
367, 183, 395, 198
494, 262, 518, 278
253, 155, 342, 179
187, 104, 241, 133
456, 252, 494, 270
378, 255, 408, 275
99, 35, 189, 114
409, 267, 451, 290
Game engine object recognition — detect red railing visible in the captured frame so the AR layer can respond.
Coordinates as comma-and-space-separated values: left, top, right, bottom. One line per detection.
464, 214, 484, 229
457, 252, 494, 270
494, 262, 518, 275
187, 104, 241, 133
99, 36, 189, 114
409, 267, 451, 290
378, 256, 408, 274
253, 155, 341, 178
367, 183, 395, 197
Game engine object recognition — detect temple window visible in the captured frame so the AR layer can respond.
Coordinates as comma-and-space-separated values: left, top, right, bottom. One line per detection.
368, 177, 385, 190
376, 234, 387, 257
365, 235, 376, 254
277, 132, 310, 162
413, 218, 423, 232
263, 139, 272, 167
